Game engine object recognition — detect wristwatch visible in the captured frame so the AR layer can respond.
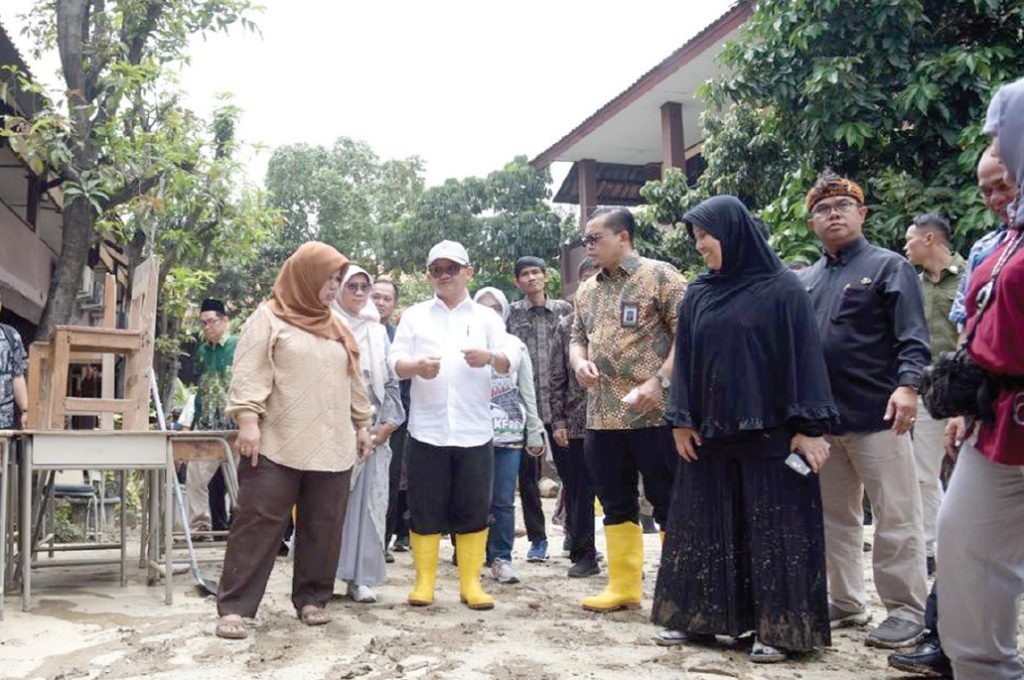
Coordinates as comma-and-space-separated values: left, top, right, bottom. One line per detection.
656, 373, 671, 389
488, 352, 497, 367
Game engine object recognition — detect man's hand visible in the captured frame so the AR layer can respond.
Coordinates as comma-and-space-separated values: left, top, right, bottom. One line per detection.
371, 423, 396, 448
461, 348, 492, 368
573, 360, 600, 389
19, 411, 28, 429
414, 356, 442, 379
633, 377, 663, 414
356, 427, 374, 461
884, 386, 918, 435
944, 416, 971, 461
236, 419, 262, 467
552, 428, 569, 448
673, 427, 702, 462
790, 433, 831, 473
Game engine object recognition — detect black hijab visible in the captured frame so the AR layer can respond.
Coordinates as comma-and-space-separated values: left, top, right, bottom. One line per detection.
667, 195, 837, 438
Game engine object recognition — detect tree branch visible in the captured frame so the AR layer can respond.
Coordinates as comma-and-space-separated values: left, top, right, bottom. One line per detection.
92, 0, 162, 137
101, 172, 162, 211
56, 0, 89, 120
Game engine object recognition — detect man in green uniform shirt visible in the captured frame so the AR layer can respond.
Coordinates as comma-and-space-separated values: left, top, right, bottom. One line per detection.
902, 213, 964, 574
183, 298, 239, 533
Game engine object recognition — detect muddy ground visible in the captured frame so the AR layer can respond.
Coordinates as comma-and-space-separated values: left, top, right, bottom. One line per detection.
2, 502, 1021, 679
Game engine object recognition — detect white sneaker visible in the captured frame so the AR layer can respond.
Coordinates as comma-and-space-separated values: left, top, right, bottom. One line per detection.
489, 558, 520, 584
349, 584, 377, 603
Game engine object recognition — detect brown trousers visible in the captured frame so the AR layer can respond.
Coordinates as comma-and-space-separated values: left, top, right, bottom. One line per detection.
217, 455, 351, 617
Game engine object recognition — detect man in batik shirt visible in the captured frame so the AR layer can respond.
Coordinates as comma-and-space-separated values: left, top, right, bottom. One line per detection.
569, 208, 686, 612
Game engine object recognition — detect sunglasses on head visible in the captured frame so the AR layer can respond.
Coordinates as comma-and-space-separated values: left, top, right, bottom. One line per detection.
428, 263, 464, 277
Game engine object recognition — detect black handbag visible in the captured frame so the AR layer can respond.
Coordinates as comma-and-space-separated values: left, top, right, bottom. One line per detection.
921, 231, 1024, 419
921, 348, 989, 419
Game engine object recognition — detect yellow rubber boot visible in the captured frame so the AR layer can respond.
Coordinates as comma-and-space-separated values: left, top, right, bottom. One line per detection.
582, 522, 643, 612
455, 529, 494, 610
408, 532, 441, 606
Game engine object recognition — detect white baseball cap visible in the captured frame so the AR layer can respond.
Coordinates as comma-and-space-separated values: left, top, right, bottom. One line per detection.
426, 240, 470, 267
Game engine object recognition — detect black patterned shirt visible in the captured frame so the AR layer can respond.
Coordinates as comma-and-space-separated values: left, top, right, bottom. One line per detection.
507, 296, 574, 425
0, 324, 27, 429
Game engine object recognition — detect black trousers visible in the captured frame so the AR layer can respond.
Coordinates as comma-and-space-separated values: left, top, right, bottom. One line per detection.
926, 581, 939, 638
552, 435, 596, 561
518, 445, 546, 543
209, 468, 229, 531
584, 427, 675, 527
407, 437, 494, 535
385, 424, 409, 545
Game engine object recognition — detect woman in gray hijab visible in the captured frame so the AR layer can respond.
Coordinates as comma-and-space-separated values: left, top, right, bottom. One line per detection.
334, 265, 406, 602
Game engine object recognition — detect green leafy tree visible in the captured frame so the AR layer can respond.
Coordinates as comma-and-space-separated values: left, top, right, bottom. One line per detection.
262, 137, 425, 276
389, 156, 563, 294
644, 0, 1023, 261
5, 0, 260, 338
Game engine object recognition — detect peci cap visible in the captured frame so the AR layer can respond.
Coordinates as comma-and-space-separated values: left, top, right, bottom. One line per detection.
200, 298, 226, 315
426, 240, 470, 267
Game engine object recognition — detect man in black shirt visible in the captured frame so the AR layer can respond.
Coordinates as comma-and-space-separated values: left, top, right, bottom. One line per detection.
801, 170, 930, 650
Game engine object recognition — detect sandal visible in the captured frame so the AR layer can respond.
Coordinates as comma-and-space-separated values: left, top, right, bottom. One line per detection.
750, 639, 788, 663
298, 605, 332, 626
215, 615, 248, 640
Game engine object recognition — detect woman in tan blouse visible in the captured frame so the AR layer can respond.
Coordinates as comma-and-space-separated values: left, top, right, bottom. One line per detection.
215, 242, 374, 640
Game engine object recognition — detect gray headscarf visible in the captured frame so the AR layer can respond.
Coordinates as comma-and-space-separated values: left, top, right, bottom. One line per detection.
986, 77, 1024, 228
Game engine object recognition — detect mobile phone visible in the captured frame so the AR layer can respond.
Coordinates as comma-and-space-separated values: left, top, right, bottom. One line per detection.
785, 452, 811, 477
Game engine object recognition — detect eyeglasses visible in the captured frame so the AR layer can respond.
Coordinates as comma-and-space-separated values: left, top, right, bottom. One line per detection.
428, 263, 464, 277
811, 199, 861, 218
199, 317, 223, 328
344, 282, 372, 293
582, 232, 609, 247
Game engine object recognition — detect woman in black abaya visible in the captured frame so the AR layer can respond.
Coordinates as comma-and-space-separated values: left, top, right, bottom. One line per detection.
651, 195, 837, 663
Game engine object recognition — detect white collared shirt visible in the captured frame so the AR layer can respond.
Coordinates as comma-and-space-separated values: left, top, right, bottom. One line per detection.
389, 294, 521, 447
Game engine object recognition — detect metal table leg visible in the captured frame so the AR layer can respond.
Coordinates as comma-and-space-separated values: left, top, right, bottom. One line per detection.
119, 471, 127, 587
164, 454, 173, 605
21, 437, 31, 611
1, 437, 9, 621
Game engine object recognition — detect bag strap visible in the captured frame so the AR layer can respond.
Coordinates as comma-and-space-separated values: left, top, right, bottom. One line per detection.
962, 229, 1024, 353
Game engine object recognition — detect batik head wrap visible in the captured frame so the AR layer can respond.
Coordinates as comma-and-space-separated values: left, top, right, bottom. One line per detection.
805, 169, 866, 213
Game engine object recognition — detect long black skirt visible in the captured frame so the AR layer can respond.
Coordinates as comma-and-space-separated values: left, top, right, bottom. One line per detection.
651, 437, 830, 652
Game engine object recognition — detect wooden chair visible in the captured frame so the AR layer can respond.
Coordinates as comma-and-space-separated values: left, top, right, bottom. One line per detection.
26, 257, 159, 431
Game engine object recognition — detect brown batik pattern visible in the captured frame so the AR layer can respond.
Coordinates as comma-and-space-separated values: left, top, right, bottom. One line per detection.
570, 253, 687, 430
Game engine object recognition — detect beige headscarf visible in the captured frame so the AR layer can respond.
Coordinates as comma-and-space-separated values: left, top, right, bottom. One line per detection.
333, 265, 388, 404
267, 241, 360, 376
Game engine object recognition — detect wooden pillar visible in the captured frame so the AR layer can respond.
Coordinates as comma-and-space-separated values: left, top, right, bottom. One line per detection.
26, 175, 39, 229
660, 102, 686, 177
100, 272, 116, 430
578, 158, 598, 233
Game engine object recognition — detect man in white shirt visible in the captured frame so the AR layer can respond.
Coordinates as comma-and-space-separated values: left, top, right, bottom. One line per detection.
389, 240, 521, 610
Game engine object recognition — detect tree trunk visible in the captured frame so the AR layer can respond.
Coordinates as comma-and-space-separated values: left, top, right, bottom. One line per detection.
36, 198, 94, 340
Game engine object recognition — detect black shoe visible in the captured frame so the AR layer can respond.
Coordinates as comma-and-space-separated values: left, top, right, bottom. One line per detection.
887, 636, 952, 678
866, 616, 926, 649
926, 555, 936, 577
640, 514, 658, 534
567, 554, 600, 578
393, 535, 409, 552
384, 550, 395, 564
